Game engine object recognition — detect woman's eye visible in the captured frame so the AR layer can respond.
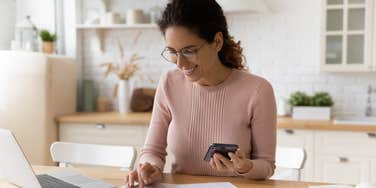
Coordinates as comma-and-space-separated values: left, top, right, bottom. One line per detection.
182, 49, 196, 56
167, 50, 177, 54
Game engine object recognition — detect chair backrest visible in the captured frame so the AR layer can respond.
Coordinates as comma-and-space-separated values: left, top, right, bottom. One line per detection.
50, 142, 136, 171
270, 147, 307, 181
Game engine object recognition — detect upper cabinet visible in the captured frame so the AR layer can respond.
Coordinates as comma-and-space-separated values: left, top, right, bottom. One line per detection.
321, 0, 375, 72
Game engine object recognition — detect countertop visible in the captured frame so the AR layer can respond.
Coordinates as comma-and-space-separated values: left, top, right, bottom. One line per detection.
57, 112, 376, 132
57, 112, 151, 125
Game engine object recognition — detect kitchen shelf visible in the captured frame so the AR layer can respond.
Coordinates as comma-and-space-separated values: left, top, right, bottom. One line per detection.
75, 24, 158, 52
76, 24, 158, 30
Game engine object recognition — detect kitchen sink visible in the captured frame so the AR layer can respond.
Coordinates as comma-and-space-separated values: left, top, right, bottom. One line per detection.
334, 116, 376, 126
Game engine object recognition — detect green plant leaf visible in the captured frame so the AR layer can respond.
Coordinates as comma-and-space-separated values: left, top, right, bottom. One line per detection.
288, 91, 334, 107
39, 29, 57, 42
288, 91, 311, 106
311, 92, 334, 107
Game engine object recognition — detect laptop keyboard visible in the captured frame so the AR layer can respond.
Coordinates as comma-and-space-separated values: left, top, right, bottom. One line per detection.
36, 174, 80, 188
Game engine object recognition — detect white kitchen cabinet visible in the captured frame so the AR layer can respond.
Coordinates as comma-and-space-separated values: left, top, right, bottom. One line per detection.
320, 0, 376, 72
277, 129, 315, 181
59, 123, 149, 146
315, 155, 370, 184
59, 123, 173, 172
59, 123, 147, 170
314, 130, 376, 184
314, 130, 375, 184
277, 128, 376, 184
315, 131, 376, 184
315, 131, 376, 156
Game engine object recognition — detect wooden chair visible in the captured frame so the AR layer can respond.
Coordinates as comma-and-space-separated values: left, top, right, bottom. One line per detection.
270, 147, 307, 181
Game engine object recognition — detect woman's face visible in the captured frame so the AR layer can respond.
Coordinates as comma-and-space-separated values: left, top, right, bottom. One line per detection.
163, 26, 223, 83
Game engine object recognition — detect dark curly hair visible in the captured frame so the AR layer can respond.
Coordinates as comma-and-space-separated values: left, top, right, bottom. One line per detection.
158, 0, 246, 69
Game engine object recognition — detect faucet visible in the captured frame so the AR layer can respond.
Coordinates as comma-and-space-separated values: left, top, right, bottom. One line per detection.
366, 85, 376, 116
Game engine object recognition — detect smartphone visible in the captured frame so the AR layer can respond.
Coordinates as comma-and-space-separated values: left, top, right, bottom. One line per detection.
204, 143, 239, 161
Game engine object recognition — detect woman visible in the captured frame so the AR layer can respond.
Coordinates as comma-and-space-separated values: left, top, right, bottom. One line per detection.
125, 0, 276, 187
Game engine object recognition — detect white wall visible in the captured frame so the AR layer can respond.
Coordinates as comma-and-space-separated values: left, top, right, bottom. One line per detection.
80, 0, 376, 116
225, 0, 376, 116
16, 0, 55, 32
0, 0, 16, 50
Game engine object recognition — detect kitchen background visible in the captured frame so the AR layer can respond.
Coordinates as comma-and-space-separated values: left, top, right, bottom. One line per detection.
80, 0, 376, 117
1, 0, 375, 116
1, 0, 376, 185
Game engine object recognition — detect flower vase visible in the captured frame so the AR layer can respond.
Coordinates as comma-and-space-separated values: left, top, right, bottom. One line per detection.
118, 80, 133, 114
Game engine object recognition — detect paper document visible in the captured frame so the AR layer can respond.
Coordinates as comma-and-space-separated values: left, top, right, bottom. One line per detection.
309, 185, 354, 188
165, 182, 236, 188
138, 182, 237, 188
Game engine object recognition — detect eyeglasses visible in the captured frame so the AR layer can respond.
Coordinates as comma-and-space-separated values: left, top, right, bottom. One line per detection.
161, 42, 206, 64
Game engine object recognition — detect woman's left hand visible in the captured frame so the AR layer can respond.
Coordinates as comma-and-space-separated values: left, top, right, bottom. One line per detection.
209, 148, 253, 174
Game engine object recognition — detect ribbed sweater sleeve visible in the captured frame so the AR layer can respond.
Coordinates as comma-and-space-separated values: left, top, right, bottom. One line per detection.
239, 80, 277, 179
138, 73, 171, 171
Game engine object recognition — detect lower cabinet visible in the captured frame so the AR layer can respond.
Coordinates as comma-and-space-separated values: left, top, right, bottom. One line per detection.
314, 131, 376, 184
277, 129, 376, 184
315, 155, 370, 184
59, 123, 148, 146
59, 123, 173, 172
59, 123, 145, 170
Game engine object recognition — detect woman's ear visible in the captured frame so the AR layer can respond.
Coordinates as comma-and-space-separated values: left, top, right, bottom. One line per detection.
214, 32, 224, 52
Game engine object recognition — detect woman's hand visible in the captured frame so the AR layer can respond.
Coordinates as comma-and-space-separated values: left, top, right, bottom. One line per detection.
209, 148, 253, 174
124, 162, 162, 187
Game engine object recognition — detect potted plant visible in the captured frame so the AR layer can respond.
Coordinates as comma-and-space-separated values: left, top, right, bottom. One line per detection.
39, 30, 57, 54
288, 91, 334, 120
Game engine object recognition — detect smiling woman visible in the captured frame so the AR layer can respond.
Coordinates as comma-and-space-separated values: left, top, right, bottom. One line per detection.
124, 0, 277, 187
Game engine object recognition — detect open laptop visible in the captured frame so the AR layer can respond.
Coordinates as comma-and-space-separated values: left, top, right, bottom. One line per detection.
0, 128, 115, 188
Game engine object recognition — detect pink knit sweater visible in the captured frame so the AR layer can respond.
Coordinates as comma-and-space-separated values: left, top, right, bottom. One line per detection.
139, 69, 277, 180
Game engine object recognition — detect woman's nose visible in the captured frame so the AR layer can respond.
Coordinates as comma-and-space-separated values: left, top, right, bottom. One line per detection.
176, 54, 188, 68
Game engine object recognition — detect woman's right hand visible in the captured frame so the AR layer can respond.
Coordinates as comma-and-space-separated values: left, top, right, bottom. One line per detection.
124, 162, 163, 188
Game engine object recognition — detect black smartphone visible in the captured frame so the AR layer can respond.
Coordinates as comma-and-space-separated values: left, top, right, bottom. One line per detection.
203, 143, 239, 161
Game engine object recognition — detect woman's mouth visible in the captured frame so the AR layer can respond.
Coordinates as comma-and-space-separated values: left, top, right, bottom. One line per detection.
183, 65, 198, 76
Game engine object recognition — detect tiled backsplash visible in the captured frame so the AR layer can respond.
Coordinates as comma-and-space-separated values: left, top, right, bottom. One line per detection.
82, 0, 376, 116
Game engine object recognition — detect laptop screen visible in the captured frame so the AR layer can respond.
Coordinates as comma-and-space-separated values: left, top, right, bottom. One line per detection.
0, 128, 42, 188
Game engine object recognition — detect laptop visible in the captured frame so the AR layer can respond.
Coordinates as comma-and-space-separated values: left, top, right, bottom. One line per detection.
0, 128, 115, 188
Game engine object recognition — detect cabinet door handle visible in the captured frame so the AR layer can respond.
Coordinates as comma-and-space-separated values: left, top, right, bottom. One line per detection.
367, 132, 376, 138
95, 124, 106, 129
338, 157, 349, 163
284, 129, 294, 135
